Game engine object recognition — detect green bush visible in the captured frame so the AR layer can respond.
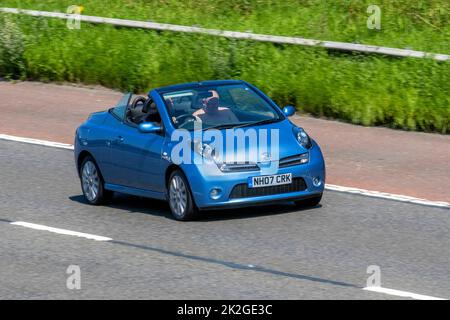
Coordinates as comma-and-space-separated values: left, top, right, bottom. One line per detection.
0, 7, 448, 133
0, 15, 25, 78
1, 0, 449, 53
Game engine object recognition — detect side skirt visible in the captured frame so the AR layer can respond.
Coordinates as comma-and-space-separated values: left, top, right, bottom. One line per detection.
104, 183, 166, 200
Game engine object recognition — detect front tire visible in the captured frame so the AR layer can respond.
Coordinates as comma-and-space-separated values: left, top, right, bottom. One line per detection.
168, 170, 198, 221
294, 194, 322, 208
80, 156, 112, 205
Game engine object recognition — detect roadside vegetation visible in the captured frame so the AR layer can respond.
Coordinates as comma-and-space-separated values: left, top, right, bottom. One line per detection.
0, 1, 449, 133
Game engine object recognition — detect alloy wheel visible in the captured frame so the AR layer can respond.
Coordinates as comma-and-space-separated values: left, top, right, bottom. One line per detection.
169, 175, 188, 217
81, 160, 100, 202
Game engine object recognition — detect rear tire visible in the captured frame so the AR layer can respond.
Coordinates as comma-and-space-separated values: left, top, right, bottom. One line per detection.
294, 194, 322, 208
80, 156, 112, 205
167, 170, 198, 221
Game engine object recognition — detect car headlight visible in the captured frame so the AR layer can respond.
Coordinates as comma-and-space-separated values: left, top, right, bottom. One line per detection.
293, 127, 312, 149
193, 141, 216, 160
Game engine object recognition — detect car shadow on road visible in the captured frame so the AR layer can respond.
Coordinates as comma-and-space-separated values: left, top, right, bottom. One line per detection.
69, 193, 321, 222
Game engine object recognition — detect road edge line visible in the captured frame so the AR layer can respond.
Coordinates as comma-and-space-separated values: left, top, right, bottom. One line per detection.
1, 133, 448, 208
325, 184, 449, 208
0, 134, 74, 150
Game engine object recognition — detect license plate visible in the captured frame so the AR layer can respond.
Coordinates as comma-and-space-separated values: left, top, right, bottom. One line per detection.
248, 173, 292, 188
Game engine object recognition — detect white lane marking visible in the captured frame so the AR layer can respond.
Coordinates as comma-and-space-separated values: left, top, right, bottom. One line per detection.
10, 221, 112, 242
0, 133, 448, 208
326, 184, 450, 208
363, 286, 447, 300
7, 219, 447, 299
0, 134, 74, 150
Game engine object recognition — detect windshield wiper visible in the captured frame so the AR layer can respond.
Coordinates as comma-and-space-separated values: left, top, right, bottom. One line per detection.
233, 118, 280, 129
202, 119, 280, 131
202, 123, 244, 131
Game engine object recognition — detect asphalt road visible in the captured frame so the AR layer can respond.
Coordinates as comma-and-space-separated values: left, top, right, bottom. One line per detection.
0, 139, 449, 299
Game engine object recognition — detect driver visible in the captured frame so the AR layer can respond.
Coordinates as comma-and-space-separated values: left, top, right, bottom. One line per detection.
193, 90, 238, 125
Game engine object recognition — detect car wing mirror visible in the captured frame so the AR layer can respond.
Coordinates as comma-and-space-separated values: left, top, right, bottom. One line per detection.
282, 105, 296, 117
138, 122, 162, 133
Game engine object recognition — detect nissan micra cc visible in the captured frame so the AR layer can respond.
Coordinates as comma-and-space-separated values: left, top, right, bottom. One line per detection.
75, 80, 325, 220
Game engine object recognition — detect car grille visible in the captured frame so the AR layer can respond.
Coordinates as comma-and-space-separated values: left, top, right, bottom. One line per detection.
229, 178, 307, 199
218, 162, 260, 172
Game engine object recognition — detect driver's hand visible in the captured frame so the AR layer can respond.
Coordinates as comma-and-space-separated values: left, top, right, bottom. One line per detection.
172, 116, 177, 123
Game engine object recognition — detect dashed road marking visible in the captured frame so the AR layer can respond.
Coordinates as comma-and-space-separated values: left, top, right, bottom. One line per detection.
2, 219, 447, 300
363, 286, 447, 300
10, 221, 112, 242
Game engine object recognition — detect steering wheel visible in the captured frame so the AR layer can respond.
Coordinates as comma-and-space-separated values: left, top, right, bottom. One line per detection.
176, 114, 200, 129
131, 96, 146, 109
126, 96, 147, 123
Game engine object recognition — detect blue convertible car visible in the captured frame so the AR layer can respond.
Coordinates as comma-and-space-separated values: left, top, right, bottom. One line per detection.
75, 80, 325, 220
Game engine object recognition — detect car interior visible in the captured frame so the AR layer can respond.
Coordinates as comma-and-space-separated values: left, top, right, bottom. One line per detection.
124, 87, 278, 130
166, 89, 274, 126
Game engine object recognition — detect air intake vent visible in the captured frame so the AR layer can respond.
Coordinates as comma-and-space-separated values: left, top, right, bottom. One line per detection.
229, 178, 307, 199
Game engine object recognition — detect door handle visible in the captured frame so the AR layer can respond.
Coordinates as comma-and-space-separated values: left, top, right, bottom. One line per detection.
114, 136, 124, 144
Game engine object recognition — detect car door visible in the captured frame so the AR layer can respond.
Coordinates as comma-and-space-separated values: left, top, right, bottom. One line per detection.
96, 93, 131, 184
104, 93, 166, 192
108, 122, 165, 191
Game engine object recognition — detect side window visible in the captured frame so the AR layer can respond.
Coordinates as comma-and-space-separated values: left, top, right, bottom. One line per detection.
111, 105, 126, 120
111, 93, 132, 121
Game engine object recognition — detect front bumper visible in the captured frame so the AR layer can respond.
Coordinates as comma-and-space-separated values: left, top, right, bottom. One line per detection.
182, 141, 326, 209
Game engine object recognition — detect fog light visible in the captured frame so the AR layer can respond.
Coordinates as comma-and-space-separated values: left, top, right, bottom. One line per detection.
210, 188, 222, 200
312, 177, 322, 187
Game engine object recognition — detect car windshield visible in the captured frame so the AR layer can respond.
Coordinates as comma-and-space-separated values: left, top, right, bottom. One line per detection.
161, 84, 281, 130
